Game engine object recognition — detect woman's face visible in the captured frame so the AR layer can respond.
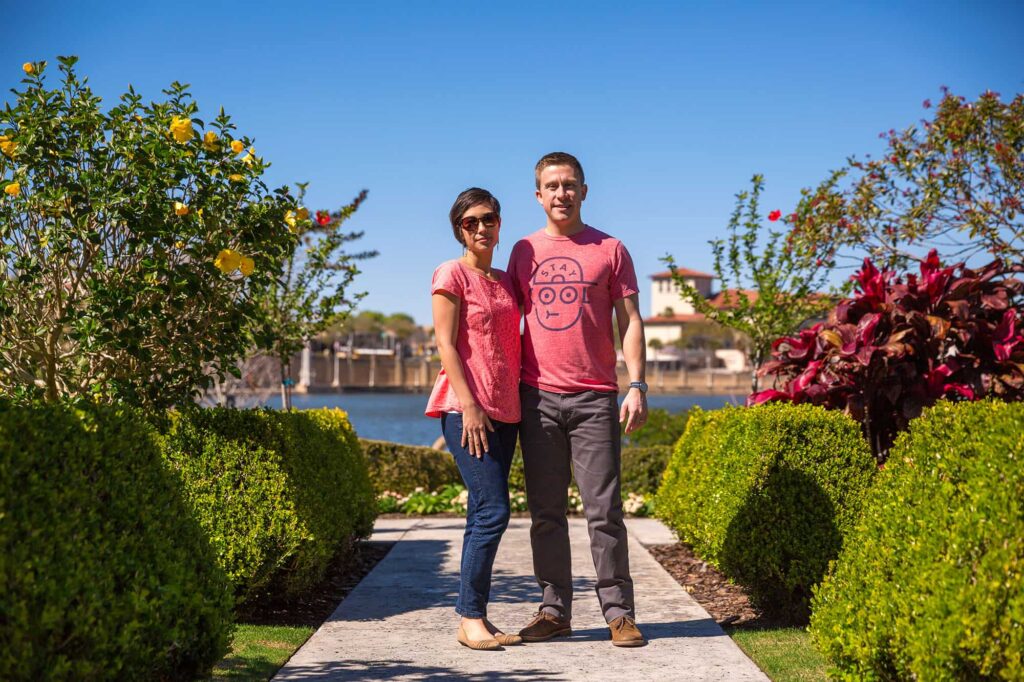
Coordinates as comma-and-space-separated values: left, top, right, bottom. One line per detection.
459, 202, 500, 255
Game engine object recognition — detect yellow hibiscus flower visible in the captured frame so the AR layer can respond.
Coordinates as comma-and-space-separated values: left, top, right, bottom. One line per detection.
296, 207, 309, 221
4, 182, 20, 197
230, 139, 245, 154
0, 134, 17, 158
241, 147, 256, 166
169, 116, 194, 143
238, 256, 255, 277
285, 210, 298, 229
229, 173, 244, 182
173, 201, 189, 216
215, 249, 242, 274
202, 130, 219, 151
22, 63, 34, 75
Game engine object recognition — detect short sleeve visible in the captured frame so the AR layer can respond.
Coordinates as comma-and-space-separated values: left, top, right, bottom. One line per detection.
609, 241, 639, 301
431, 261, 464, 298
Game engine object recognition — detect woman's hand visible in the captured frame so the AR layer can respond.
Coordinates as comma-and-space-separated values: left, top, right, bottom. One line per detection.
461, 403, 494, 458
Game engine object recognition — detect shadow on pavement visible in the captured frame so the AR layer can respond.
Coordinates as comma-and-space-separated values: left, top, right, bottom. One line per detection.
328, 539, 454, 621
276, 659, 569, 681
567, 618, 724, 642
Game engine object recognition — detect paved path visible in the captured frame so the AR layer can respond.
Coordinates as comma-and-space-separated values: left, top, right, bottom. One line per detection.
274, 517, 768, 681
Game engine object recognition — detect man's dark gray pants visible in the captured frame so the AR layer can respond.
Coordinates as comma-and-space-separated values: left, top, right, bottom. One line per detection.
519, 383, 634, 623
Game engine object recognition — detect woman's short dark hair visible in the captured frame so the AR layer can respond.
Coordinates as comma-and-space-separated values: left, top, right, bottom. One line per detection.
449, 188, 501, 246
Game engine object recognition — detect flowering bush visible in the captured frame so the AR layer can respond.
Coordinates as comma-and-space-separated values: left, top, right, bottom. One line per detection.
249, 184, 375, 409
623, 492, 654, 517
665, 175, 832, 392
376, 485, 653, 517
788, 89, 1024, 270
751, 249, 1024, 459
0, 57, 295, 408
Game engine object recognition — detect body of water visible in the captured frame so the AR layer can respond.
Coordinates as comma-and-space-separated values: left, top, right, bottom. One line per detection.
263, 392, 743, 446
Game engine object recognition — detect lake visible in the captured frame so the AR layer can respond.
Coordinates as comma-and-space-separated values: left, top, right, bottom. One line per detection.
263, 392, 743, 446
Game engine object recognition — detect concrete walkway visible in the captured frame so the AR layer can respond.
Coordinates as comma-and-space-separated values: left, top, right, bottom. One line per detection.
274, 517, 768, 681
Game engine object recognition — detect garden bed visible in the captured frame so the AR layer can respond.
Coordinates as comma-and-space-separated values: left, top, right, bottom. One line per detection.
647, 542, 763, 628
236, 541, 395, 627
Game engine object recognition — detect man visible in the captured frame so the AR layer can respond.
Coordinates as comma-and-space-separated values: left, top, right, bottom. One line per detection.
508, 152, 648, 647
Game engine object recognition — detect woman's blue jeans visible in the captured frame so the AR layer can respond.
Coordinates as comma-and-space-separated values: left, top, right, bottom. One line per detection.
441, 412, 518, 618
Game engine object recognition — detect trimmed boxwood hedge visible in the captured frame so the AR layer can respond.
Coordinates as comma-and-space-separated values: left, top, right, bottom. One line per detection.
361, 438, 462, 494
620, 445, 672, 495
0, 402, 234, 680
810, 400, 1024, 680
656, 403, 876, 621
162, 408, 375, 603
365, 437, 670, 498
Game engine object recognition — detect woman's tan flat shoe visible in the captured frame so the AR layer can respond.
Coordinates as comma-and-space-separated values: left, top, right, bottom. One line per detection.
457, 623, 502, 651
484, 619, 523, 645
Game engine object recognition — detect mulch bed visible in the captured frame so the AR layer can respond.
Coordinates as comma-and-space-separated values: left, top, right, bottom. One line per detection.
647, 543, 781, 629
236, 541, 395, 627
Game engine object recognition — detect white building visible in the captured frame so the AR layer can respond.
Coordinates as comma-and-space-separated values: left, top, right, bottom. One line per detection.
649, 267, 714, 318
643, 269, 757, 372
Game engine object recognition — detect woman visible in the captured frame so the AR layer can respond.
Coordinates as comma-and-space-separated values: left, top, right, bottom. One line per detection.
425, 188, 522, 651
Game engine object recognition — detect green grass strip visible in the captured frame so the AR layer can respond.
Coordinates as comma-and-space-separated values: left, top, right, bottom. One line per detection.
726, 627, 827, 682
210, 624, 315, 680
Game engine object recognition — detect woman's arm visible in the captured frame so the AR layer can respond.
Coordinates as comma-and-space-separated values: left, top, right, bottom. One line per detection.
432, 291, 494, 457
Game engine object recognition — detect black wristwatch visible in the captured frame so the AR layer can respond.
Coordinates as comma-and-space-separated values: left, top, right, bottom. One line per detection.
629, 381, 648, 394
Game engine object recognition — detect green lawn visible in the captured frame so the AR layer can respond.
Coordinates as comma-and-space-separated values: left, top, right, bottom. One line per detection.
726, 627, 828, 682
210, 624, 315, 681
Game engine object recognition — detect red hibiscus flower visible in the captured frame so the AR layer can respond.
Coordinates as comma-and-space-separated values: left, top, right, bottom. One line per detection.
316, 210, 331, 226
768, 209, 782, 222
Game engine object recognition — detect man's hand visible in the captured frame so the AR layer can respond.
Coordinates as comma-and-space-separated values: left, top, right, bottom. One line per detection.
619, 388, 648, 434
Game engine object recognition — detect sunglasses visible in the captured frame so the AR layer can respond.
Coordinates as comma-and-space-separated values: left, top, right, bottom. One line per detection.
460, 213, 499, 231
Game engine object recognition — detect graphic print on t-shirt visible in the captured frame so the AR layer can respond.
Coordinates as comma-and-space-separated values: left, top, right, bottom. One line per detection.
530, 256, 597, 331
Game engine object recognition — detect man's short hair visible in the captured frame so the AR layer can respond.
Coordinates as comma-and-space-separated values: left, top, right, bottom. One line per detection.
448, 187, 501, 246
534, 152, 585, 189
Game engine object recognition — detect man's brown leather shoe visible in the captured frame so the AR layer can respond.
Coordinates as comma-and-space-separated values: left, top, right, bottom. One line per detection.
608, 616, 646, 647
518, 611, 572, 642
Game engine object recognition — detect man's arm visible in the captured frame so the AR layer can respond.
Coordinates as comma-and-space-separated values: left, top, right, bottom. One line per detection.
614, 293, 647, 433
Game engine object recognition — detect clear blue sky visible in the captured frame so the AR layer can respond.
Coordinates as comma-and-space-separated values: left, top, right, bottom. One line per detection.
5, 1, 1023, 325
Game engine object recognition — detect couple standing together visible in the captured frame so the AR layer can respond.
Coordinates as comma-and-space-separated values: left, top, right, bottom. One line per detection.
425, 152, 649, 650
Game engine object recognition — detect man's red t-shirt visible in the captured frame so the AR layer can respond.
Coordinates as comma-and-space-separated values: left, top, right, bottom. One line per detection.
507, 225, 638, 394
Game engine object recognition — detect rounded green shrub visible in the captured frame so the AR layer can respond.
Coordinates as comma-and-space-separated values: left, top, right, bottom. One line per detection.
360, 439, 461, 494
656, 404, 876, 621
513, 443, 670, 496
363, 437, 671, 500
620, 445, 672, 495
0, 402, 234, 680
810, 400, 1024, 680
162, 407, 375, 602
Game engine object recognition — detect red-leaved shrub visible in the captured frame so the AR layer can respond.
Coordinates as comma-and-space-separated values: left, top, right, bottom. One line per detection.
750, 250, 1024, 459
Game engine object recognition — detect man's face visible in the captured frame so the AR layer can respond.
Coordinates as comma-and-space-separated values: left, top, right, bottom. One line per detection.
536, 164, 587, 225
